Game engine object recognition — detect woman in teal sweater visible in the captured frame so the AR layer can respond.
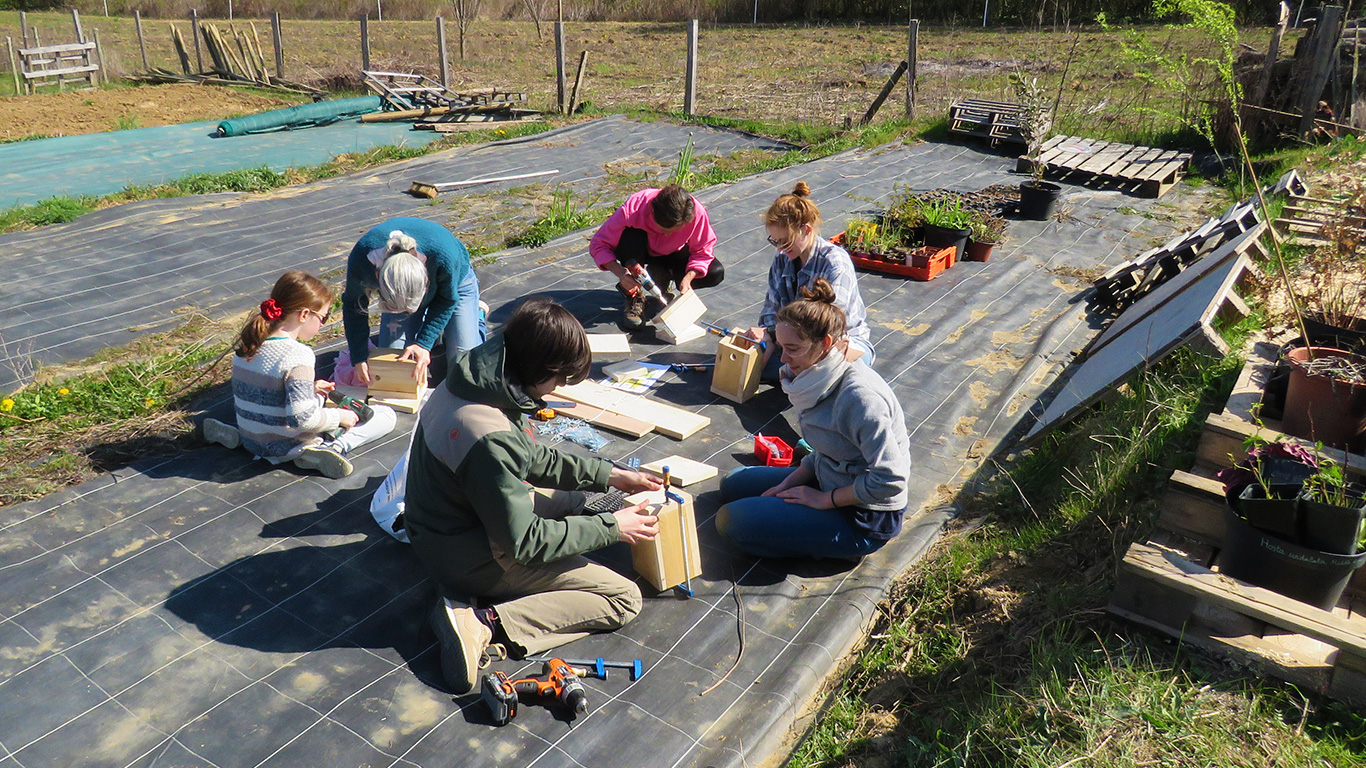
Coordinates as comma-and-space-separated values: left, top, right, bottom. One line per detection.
341, 216, 486, 386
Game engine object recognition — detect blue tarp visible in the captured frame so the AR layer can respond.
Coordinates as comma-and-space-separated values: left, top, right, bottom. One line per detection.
0, 116, 445, 209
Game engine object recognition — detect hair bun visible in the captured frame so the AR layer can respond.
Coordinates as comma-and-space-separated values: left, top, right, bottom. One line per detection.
799, 277, 837, 305
387, 230, 418, 256
791, 181, 811, 198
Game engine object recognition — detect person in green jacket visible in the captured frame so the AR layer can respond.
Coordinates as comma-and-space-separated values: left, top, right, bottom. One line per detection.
405, 297, 663, 694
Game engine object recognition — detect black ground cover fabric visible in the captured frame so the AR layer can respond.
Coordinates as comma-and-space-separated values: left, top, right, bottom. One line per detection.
0, 120, 1191, 768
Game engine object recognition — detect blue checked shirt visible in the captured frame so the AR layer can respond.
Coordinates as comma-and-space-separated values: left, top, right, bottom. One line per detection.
757, 237, 870, 347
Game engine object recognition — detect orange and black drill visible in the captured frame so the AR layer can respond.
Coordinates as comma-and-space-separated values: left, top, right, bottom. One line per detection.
480, 658, 589, 726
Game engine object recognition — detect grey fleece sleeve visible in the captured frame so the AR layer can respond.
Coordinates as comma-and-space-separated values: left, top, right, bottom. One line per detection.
839, 389, 910, 509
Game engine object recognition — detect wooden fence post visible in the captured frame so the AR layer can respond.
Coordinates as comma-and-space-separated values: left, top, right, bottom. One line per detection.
18, 12, 27, 48
684, 19, 698, 116
1253, 2, 1289, 108
569, 49, 588, 114
554, 21, 566, 114
861, 60, 908, 126
7, 37, 20, 96
134, 10, 148, 71
361, 14, 371, 72
437, 16, 448, 87
272, 12, 284, 80
1298, 4, 1344, 136
906, 19, 918, 120
71, 8, 84, 43
92, 28, 103, 87
191, 9, 203, 73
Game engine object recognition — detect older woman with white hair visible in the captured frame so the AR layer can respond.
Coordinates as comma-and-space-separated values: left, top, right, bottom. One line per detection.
341, 217, 486, 386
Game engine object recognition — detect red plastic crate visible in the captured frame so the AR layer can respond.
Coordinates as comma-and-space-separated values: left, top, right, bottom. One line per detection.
754, 434, 793, 467
831, 232, 955, 281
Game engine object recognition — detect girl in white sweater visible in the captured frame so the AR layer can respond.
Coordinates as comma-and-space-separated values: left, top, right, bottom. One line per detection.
204, 271, 396, 478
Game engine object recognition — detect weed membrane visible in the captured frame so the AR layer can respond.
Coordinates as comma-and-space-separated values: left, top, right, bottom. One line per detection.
0, 119, 1190, 768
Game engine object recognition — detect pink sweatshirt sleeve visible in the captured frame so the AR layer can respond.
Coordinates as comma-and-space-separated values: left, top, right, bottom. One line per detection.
683, 201, 718, 277
589, 204, 630, 270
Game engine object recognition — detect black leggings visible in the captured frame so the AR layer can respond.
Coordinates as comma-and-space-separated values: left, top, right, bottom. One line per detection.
614, 227, 725, 292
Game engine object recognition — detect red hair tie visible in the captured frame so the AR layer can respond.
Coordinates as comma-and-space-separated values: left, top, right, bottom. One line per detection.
260, 298, 283, 321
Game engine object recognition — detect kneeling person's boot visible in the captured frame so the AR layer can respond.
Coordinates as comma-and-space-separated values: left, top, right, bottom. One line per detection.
430, 598, 493, 694
621, 290, 646, 331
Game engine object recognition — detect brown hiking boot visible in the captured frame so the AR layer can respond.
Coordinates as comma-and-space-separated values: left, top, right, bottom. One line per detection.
621, 290, 646, 331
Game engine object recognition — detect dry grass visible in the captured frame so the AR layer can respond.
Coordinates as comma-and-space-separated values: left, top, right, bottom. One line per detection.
3, 13, 1282, 142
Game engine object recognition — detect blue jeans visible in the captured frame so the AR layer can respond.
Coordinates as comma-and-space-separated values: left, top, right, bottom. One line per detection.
715, 466, 883, 560
379, 270, 487, 354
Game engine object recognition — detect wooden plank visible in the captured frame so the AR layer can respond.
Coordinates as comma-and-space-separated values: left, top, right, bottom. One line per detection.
1195, 411, 1366, 480
1026, 255, 1247, 443
587, 333, 631, 356
1106, 145, 1172, 180
1089, 143, 1157, 178
1158, 469, 1227, 544
640, 456, 718, 486
541, 398, 653, 438
1043, 136, 1100, 170
22, 64, 99, 80
1032, 134, 1071, 164
1075, 141, 1132, 175
17, 41, 95, 56
552, 380, 709, 441
1121, 542, 1366, 654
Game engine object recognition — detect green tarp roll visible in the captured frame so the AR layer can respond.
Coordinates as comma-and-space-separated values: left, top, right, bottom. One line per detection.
215, 97, 383, 137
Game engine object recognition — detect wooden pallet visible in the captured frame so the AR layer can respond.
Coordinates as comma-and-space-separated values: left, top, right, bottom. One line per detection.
1109, 341, 1366, 708
19, 40, 99, 93
1022, 135, 1194, 198
1093, 200, 1264, 311
947, 99, 1035, 147
363, 70, 526, 112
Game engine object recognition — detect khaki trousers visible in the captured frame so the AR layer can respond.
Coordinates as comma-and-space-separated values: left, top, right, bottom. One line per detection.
484, 489, 643, 656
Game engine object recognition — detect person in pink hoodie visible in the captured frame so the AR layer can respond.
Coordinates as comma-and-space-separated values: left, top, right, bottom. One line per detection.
588, 184, 725, 330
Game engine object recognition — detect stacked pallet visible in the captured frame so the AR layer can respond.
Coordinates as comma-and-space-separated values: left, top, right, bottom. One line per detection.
1109, 340, 1366, 709
130, 22, 318, 96
1092, 199, 1263, 311
360, 71, 538, 129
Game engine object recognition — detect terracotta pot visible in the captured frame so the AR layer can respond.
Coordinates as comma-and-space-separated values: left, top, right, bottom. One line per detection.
964, 239, 996, 262
1281, 346, 1366, 451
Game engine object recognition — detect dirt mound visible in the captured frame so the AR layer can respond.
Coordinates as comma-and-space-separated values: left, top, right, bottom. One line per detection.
0, 84, 296, 142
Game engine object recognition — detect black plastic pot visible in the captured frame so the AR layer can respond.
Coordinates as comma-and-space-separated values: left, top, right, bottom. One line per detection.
1300, 311, 1366, 355
923, 224, 971, 263
1219, 503, 1366, 610
1235, 483, 1301, 541
1018, 181, 1062, 221
1297, 487, 1366, 555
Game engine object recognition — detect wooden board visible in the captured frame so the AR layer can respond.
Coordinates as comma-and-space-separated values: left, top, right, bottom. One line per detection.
541, 398, 653, 438
332, 383, 430, 415
1087, 225, 1263, 357
552, 380, 710, 440
653, 290, 706, 345
640, 456, 718, 486
603, 360, 651, 381
1025, 255, 1250, 443
628, 488, 702, 592
587, 333, 631, 356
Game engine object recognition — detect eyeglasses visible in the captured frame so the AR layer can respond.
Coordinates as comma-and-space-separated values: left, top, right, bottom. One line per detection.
766, 228, 805, 252
309, 308, 332, 324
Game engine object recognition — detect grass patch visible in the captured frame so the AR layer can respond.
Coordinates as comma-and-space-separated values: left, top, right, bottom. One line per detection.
504, 186, 609, 248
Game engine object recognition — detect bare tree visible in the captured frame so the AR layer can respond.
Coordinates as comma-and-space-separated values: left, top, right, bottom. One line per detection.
523, 0, 546, 40
451, 0, 482, 60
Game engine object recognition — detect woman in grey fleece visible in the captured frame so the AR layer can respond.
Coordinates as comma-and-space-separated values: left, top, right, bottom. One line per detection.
716, 278, 910, 559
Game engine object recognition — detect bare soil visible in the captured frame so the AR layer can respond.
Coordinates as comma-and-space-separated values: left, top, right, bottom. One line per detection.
0, 83, 295, 141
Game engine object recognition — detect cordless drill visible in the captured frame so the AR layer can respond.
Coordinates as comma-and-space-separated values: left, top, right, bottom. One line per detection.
480, 658, 589, 726
322, 391, 375, 440
624, 262, 668, 304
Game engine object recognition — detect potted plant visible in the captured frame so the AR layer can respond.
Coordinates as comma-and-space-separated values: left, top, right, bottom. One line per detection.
1296, 452, 1366, 554
1281, 346, 1366, 451
1297, 185, 1366, 353
1011, 72, 1061, 221
844, 219, 880, 256
966, 213, 1007, 262
881, 187, 926, 246
921, 199, 972, 263
1216, 440, 1366, 609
